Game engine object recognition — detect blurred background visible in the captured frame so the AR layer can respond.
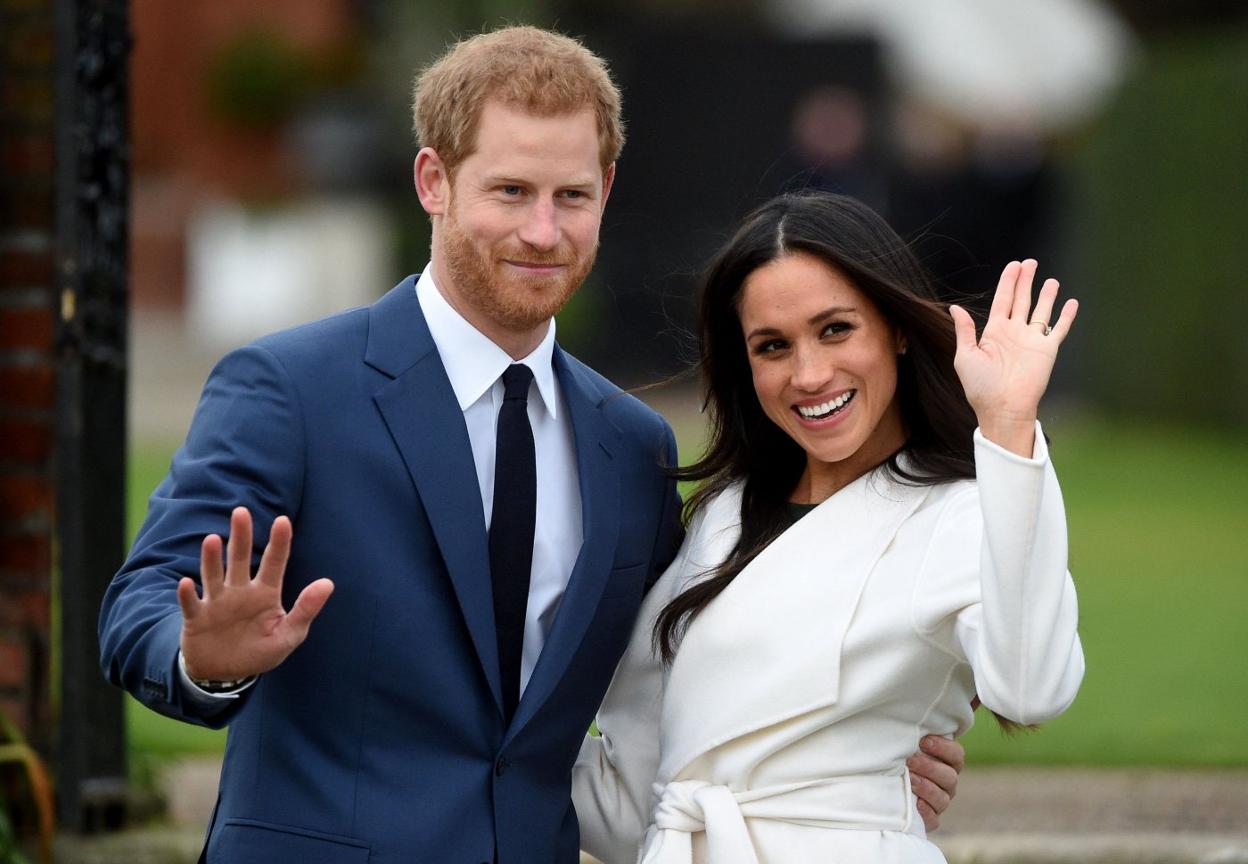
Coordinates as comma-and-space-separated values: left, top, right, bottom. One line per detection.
125, 0, 1248, 749
124, 0, 1248, 408
2, 0, 1246, 860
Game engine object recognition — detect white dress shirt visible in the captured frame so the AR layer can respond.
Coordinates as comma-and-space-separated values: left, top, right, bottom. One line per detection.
179, 266, 583, 705
416, 266, 583, 696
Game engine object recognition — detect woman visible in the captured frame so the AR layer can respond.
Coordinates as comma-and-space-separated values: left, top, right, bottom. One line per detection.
573, 192, 1084, 864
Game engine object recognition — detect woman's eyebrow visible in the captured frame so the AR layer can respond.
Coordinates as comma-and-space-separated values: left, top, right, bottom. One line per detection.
746, 306, 859, 340
807, 305, 856, 325
745, 325, 782, 340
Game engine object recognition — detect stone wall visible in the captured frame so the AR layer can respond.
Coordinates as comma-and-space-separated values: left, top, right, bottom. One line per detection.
0, 0, 57, 753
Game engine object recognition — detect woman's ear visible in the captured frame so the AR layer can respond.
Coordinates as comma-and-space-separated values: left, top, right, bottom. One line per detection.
414, 147, 449, 216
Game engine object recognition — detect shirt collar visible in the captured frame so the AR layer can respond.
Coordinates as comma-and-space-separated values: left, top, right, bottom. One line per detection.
415, 265, 559, 418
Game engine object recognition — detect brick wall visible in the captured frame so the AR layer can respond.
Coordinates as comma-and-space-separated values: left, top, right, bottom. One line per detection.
0, 0, 56, 751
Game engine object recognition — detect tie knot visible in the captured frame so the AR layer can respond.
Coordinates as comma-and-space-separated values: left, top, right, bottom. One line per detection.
501, 364, 534, 402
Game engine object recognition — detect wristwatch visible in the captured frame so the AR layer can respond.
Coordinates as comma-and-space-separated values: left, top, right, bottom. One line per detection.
192, 674, 257, 693
178, 651, 256, 694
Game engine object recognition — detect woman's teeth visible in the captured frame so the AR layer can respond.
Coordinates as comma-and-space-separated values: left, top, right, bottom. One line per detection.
797, 390, 855, 420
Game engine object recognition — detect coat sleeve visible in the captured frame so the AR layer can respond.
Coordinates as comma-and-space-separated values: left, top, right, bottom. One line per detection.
97, 343, 306, 728
574, 514, 696, 864
915, 421, 1084, 725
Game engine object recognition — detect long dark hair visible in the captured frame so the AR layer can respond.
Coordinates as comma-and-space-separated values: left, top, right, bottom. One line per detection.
655, 192, 1030, 730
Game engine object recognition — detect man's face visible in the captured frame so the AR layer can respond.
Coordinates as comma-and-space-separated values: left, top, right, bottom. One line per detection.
432, 100, 613, 352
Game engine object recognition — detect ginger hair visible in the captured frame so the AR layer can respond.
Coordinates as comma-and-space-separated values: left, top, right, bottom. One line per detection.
412, 26, 624, 174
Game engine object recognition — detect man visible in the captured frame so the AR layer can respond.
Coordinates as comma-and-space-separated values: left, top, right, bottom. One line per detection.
100, 26, 962, 863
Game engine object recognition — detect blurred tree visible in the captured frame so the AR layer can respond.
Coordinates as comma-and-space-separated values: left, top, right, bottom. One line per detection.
1068, 24, 1248, 426
551, 0, 761, 26
205, 29, 312, 131
1108, 0, 1247, 32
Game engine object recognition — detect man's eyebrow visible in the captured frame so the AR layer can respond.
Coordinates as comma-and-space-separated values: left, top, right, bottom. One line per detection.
481, 174, 598, 188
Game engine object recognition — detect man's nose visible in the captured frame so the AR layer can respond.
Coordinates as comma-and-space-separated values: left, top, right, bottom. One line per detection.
517, 198, 560, 251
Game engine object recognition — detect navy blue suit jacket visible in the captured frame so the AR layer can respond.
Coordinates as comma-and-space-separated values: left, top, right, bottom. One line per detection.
99, 276, 683, 863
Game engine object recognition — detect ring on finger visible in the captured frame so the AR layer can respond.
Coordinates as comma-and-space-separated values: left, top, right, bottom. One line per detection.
1029, 320, 1052, 336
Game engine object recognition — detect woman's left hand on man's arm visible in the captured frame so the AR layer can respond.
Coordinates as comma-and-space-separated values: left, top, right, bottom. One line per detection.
949, 259, 1078, 458
908, 735, 966, 832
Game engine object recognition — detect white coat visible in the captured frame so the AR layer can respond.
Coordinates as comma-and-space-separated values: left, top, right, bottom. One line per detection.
574, 424, 1084, 864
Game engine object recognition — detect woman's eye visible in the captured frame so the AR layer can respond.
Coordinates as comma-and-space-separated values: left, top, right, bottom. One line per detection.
755, 340, 786, 355
822, 322, 851, 337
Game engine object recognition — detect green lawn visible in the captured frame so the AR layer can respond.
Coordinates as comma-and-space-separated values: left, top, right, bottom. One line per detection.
958, 417, 1248, 766
127, 697, 225, 758
124, 443, 228, 758
125, 415, 1248, 766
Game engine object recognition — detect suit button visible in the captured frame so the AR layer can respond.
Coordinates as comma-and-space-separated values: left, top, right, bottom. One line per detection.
495, 756, 510, 776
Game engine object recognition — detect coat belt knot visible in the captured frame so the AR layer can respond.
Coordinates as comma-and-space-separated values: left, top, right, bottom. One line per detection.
640, 772, 915, 864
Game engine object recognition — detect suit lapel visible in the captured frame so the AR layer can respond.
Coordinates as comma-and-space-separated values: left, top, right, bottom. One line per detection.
507, 348, 621, 738
366, 279, 502, 714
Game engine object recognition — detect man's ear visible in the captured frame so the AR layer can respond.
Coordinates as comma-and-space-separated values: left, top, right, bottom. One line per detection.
414, 147, 450, 216
600, 162, 616, 212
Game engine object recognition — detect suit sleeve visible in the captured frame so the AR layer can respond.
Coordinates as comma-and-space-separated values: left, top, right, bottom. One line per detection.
645, 423, 684, 592
915, 421, 1084, 725
98, 343, 306, 728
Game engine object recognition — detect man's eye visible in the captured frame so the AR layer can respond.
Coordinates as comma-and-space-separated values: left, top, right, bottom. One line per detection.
501, 185, 521, 196
562, 190, 584, 199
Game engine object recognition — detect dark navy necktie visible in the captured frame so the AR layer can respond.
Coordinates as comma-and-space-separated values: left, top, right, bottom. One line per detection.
490, 363, 536, 721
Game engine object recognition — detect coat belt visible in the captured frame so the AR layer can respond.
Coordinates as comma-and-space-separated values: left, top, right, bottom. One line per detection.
639, 772, 914, 864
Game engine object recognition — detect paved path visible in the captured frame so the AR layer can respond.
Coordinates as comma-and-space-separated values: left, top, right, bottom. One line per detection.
938, 766, 1248, 835
156, 760, 1248, 836
60, 757, 1237, 864
935, 767, 1248, 863
55, 758, 1248, 864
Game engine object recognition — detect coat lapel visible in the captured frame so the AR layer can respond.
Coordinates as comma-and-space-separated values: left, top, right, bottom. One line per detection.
507, 348, 621, 739
365, 279, 502, 714
660, 470, 932, 780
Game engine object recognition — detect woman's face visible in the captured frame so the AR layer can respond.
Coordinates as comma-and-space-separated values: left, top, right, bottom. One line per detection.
737, 251, 906, 497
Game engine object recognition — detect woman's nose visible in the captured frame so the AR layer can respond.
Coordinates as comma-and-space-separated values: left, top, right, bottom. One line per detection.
790, 344, 831, 392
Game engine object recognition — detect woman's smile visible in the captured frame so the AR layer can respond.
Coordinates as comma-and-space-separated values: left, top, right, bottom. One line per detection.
794, 388, 856, 424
